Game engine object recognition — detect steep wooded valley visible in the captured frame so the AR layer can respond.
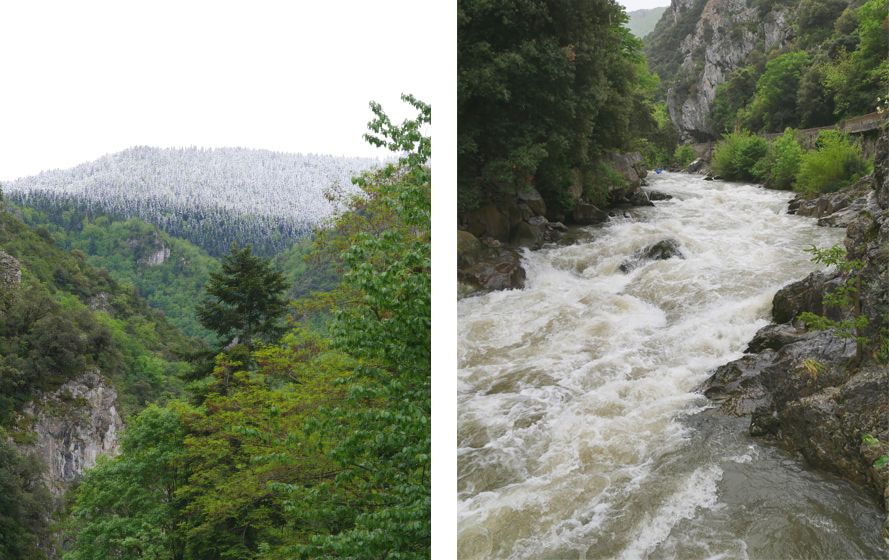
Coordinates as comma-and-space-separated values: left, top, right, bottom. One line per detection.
0, 97, 430, 559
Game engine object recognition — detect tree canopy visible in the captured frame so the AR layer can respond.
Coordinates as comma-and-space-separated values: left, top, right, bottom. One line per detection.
196, 244, 288, 349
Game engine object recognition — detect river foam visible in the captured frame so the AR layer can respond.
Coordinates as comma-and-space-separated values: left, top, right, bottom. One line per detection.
458, 173, 888, 559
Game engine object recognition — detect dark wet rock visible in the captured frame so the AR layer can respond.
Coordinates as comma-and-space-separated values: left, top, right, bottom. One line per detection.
457, 230, 525, 295
510, 221, 546, 249
619, 239, 684, 273
571, 203, 609, 225
517, 186, 546, 217
771, 271, 843, 324
686, 158, 706, 173
874, 128, 889, 210
458, 243, 525, 295
746, 323, 812, 353
703, 175, 714, 181
646, 190, 673, 201
625, 190, 654, 207
457, 230, 484, 268
788, 178, 872, 228
465, 203, 511, 241
701, 329, 856, 419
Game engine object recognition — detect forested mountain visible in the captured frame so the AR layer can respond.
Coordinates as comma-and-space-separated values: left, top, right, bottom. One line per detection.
12, 206, 220, 340
49, 97, 430, 560
645, 0, 888, 140
0, 95, 431, 559
4, 147, 380, 256
627, 6, 668, 38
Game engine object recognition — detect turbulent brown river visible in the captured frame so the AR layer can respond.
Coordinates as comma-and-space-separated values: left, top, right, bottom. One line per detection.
457, 173, 889, 559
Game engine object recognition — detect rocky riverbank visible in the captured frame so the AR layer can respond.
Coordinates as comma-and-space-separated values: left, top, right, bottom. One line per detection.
457, 152, 660, 295
702, 128, 889, 542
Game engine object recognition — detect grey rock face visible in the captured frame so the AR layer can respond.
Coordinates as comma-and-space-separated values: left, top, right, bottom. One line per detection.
0, 250, 21, 287
142, 246, 171, 266
20, 371, 123, 495
661, 0, 793, 140
771, 271, 844, 324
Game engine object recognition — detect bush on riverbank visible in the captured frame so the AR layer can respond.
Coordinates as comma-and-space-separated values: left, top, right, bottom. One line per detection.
752, 128, 804, 190
673, 145, 697, 168
711, 131, 768, 180
795, 130, 870, 195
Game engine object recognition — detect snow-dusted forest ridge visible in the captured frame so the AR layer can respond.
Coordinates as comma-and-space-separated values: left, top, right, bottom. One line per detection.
4, 147, 380, 255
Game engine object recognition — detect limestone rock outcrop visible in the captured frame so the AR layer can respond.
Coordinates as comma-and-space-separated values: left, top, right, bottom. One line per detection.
18, 371, 123, 495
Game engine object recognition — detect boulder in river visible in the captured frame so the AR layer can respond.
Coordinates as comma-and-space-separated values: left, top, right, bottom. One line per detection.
458, 229, 526, 295
619, 239, 684, 273
645, 190, 673, 201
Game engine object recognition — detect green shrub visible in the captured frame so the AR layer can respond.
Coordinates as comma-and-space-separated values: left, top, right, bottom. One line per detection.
711, 131, 768, 180
752, 129, 804, 189
673, 144, 697, 168
584, 162, 626, 206
795, 130, 870, 196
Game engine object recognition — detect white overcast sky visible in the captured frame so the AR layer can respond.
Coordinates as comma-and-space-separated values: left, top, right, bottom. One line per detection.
618, 0, 671, 11
0, 1, 438, 180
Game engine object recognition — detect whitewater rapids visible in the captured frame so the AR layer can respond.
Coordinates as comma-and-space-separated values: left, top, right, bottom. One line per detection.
457, 173, 888, 559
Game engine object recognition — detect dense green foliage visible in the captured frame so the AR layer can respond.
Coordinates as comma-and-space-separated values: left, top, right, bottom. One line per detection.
712, 127, 869, 193
0, 434, 51, 560
13, 208, 219, 340
0, 195, 197, 557
458, 0, 664, 215
197, 245, 288, 349
743, 52, 811, 132
64, 96, 431, 559
711, 131, 769, 181
673, 145, 697, 168
0, 209, 192, 419
752, 129, 805, 189
707, 0, 888, 134
795, 130, 871, 195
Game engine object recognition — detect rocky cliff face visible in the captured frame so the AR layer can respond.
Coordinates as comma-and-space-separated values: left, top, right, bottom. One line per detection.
19, 371, 123, 495
702, 126, 889, 541
647, 0, 794, 140
0, 250, 22, 287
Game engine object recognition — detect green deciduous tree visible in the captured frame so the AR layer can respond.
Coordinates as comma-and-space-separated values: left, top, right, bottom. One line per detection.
458, 0, 653, 215
197, 245, 288, 349
744, 51, 810, 132
64, 405, 188, 560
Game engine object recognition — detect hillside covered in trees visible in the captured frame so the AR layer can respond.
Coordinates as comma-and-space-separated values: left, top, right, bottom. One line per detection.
0, 96, 430, 559
627, 6, 668, 38
4, 148, 380, 256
